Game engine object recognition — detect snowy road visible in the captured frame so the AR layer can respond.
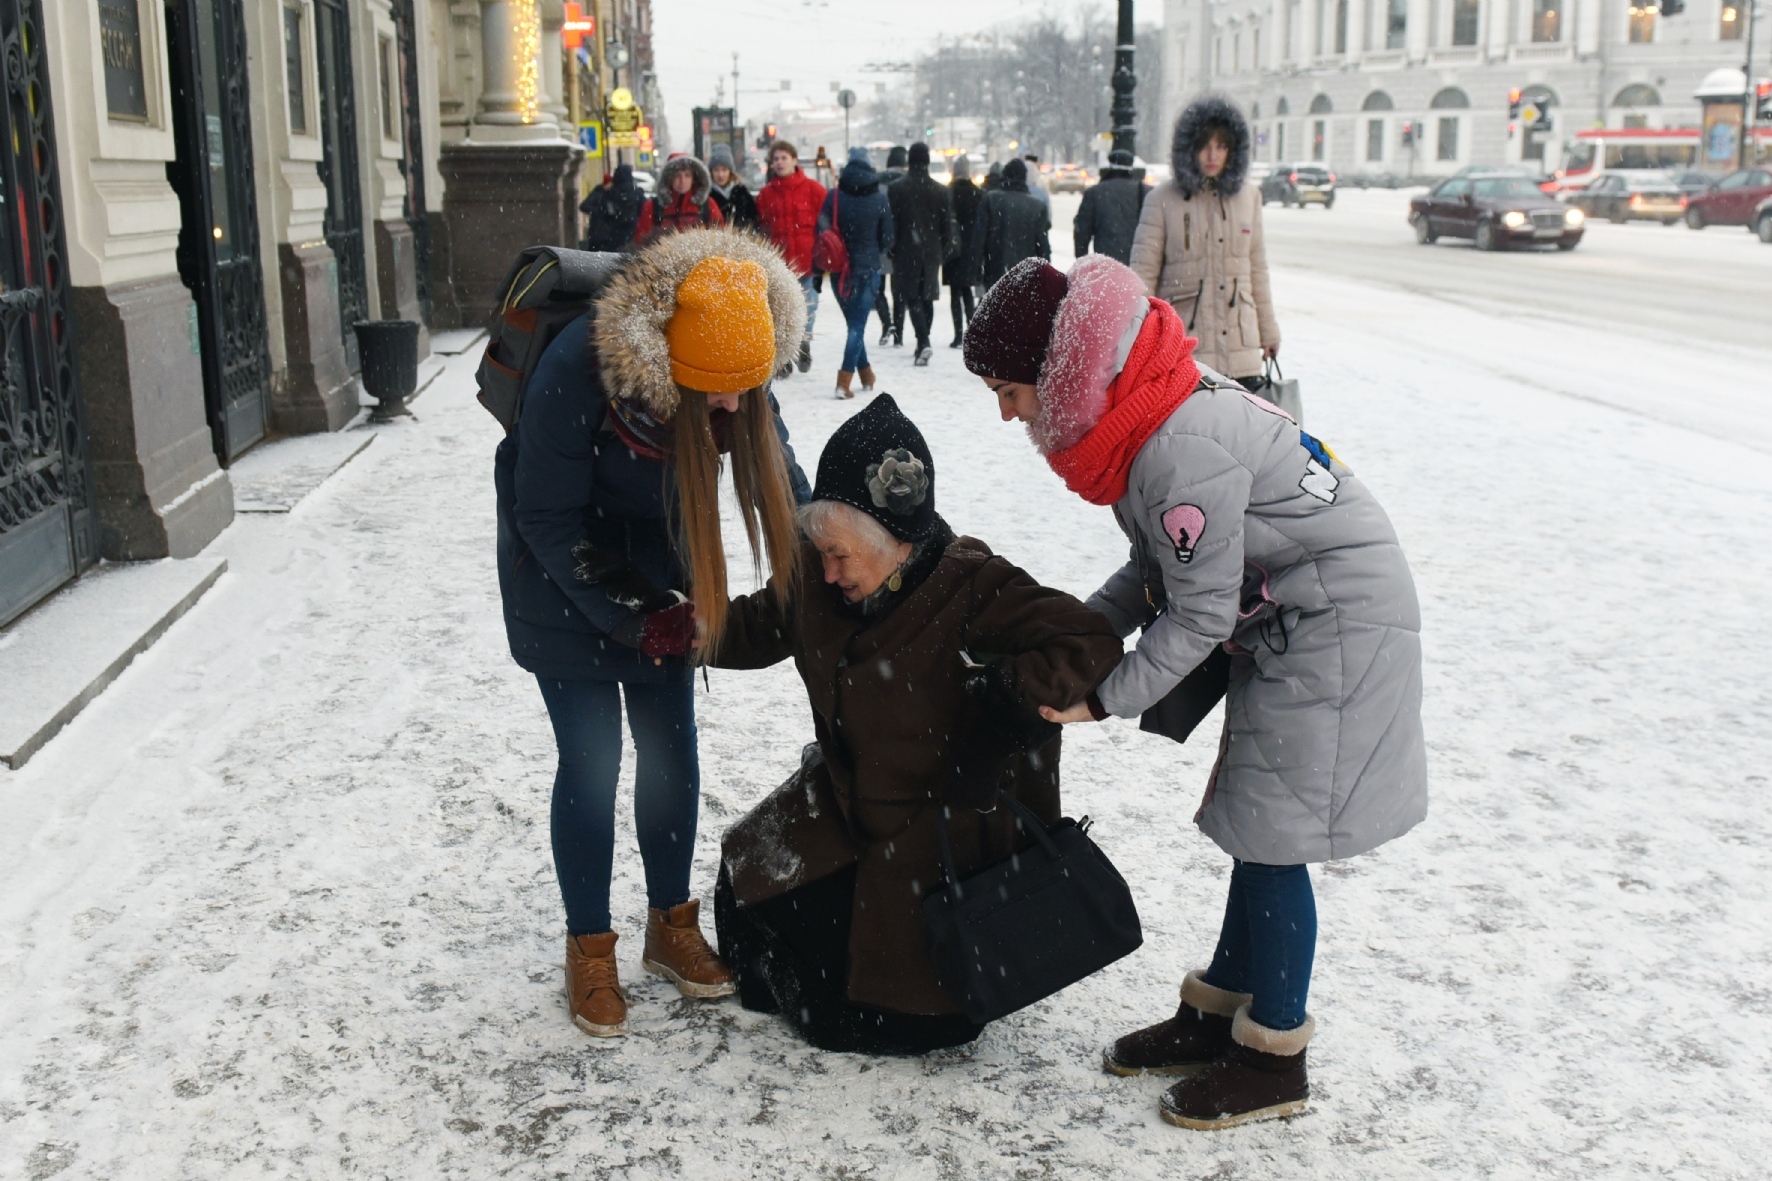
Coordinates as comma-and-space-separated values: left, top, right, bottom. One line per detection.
3, 211, 1770, 1180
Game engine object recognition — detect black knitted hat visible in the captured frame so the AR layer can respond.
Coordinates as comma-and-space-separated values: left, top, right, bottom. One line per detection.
812, 394, 937, 542
908, 142, 931, 167
963, 257, 1069, 385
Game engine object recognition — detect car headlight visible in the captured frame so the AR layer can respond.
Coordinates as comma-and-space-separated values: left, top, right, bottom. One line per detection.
1502, 211, 1528, 228
1565, 207, 1585, 226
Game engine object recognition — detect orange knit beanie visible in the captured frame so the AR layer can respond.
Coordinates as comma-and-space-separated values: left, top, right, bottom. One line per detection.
666, 256, 776, 394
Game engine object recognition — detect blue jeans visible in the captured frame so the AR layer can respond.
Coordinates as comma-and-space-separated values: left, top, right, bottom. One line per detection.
535, 677, 700, 935
799, 274, 819, 342
1202, 860, 1317, 1032
836, 270, 879, 372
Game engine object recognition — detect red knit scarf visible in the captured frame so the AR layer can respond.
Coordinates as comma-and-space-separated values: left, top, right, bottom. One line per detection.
1046, 298, 1201, 506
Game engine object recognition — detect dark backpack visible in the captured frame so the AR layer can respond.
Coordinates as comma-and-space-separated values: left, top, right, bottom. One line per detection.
476, 246, 623, 432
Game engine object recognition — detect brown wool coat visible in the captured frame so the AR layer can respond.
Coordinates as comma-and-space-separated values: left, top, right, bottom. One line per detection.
1128, 182, 1280, 379
715, 536, 1123, 1015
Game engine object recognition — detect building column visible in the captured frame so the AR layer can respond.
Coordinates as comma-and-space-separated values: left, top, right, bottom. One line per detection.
1485, 0, 1510, 59
436, 0, 583, 328
538, 0, 572, 134
1347, 0, 1369, 56
1406, 0, 1431, 59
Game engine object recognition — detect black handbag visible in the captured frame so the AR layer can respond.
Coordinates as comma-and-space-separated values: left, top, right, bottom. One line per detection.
1138, 646, 1232, 745
921, 792, 1143, 1024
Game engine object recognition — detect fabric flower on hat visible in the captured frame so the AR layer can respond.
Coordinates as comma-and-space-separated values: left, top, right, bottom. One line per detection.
866, 449, 929, 517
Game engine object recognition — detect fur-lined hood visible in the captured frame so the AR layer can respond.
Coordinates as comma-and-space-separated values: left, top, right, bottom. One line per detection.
657, 154, 713, 206
1170, 94, 1251, 200
1030, 254, 1152, 455
592, 228, 806, 420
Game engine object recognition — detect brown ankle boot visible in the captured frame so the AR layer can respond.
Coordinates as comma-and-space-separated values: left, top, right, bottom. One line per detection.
1104, 970, 1249, 1077
643, 899, 736, 999
565, 932, 628, 1037
835, 370, 855, 400
1159, 1004, 1312, 1129
858, 366, 876, 392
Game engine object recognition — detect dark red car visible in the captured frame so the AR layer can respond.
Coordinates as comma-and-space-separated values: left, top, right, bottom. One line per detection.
1684, 167, 1772, 229
1410, 174, 1585, 251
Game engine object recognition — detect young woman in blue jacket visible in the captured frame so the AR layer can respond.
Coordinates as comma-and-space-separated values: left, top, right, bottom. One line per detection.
494, 229, 811, 1038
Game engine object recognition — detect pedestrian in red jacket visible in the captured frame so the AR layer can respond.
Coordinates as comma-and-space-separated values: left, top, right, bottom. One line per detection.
756, 140, 826, 374
634, 153, 725, 242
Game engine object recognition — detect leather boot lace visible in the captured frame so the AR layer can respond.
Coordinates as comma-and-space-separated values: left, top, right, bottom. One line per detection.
656, 922, 723, 977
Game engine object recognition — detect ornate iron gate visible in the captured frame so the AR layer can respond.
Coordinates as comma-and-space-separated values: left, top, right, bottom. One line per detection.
166, 0, 272, 464
392, 0, 431, 323
0, 0, 96, 627
315, 0, 367, 370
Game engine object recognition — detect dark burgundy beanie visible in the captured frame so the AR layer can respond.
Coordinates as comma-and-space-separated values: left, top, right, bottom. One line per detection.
963, 258, 1069, 385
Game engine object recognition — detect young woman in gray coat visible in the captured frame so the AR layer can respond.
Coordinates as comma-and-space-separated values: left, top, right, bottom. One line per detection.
964, 254, 1426, 1131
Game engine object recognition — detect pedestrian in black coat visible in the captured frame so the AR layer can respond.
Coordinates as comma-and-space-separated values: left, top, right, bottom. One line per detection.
887, 143, 957, 363
706, 143, 760, 231
875, 145, 909, 345
944, 154, 983, 347
971, 158, 1051, 288
1073, 149, 1152, 265
581, 163, 644, 252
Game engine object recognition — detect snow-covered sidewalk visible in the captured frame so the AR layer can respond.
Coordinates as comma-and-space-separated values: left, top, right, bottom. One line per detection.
3, 259, 1769, 1180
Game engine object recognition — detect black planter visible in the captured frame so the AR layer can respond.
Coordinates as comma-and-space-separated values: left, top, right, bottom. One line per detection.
353, 319, 420, 420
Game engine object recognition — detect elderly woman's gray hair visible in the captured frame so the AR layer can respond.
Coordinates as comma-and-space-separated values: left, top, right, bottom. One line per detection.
796, 500, 902, 559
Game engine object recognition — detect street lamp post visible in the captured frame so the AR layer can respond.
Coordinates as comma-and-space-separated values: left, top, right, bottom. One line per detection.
1111, 0, 1138, 158
1743, 0, 1762, 168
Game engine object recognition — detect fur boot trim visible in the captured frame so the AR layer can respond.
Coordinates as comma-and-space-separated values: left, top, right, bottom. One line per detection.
1180, 970, 1253, 1019
1029, 253, 1151, 455
592, 228, 806, 420
1231, 1003, 1315, 1057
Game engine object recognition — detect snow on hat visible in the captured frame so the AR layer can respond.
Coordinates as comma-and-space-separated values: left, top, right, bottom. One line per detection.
908, 142, 931, 168
812, 394, 937, 543
1028, 253, 1153, 455
963, 258, 1069, 386
666, 256, 776, 394
708, 142, 735, 171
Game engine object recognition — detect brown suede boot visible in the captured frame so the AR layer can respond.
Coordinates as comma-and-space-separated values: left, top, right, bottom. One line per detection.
858, 366, 876, 392
642, 900, 736, 999
565, 932, 628, 1037
834, 370, 855, 400
1103, 970, 1250, 1077
1159, 1004, 1312, 1129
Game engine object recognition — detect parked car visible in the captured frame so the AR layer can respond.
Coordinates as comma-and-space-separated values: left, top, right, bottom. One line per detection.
1409, 173, 1584, 251
1565, 172, 1686, 225
1050, 162, 1091, 193
1755, 195, 1772, 243
1684, 168, 1772, 229
1261, 164, 1336, 207
1663, 169, 1716, 199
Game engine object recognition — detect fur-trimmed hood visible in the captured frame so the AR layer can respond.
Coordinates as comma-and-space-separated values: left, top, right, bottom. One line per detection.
591, 228, 806, 420
657, 154, 713, 206
1029, 253, 1152, 455
1170, 94, 1252, 200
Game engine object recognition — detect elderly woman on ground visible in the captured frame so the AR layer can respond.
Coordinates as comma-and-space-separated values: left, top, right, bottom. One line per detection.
708, 395, 1124, 1054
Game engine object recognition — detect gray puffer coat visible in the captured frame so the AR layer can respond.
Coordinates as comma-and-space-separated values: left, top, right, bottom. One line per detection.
1029, 254, 1425, 867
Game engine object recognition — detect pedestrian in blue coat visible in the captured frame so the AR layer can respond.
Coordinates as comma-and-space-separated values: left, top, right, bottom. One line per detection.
494, 228, 812, 1039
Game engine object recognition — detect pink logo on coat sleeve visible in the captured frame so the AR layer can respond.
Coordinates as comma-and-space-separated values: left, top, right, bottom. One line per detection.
1160, 503, 1207, 564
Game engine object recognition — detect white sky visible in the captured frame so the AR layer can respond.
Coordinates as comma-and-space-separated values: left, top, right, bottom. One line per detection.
650, 0, 1163, 152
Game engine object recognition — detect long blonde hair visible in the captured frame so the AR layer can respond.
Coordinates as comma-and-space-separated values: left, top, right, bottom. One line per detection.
670, 388, 800, 657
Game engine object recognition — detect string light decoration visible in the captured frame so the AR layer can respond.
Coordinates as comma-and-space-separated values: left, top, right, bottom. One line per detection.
512, 0, 541, 123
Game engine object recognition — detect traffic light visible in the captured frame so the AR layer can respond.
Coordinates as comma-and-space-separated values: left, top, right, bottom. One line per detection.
1400, 122, 1417, 146
1508, 88, 1522, 120
1758, 81, 1772, 122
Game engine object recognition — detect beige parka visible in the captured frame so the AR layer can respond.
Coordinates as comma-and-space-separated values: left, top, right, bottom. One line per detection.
1128, 181, 1279, 380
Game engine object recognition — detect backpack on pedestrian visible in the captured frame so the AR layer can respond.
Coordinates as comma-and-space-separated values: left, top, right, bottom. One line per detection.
476, 245, 623, 433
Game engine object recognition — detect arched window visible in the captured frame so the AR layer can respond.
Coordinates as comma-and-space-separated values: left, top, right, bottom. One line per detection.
1361, 90, 1395, 111
1309, 93, 1334, 114
1429, 87, 1471, 109
1613, 83, 1661, 108
1277, 96, 1291, 115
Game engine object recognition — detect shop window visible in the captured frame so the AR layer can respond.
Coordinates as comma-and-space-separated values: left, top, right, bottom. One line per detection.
1532, 0, 1561, 41
284, 5, 306, 134
1452, 0, 1481, 45
1720, 2, 1744, 38
1627, 3, 1656, 41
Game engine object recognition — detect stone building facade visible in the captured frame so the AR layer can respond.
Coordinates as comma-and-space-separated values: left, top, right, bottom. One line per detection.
1161, 0, 1762, 176
4, 0, 610, 627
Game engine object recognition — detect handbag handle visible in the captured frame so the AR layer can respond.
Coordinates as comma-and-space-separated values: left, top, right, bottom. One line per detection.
936, 791, 1061, 901
1263, 354, 1285, 386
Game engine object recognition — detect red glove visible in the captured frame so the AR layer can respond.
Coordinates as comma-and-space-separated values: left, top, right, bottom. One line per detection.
640, 598, 697, 658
